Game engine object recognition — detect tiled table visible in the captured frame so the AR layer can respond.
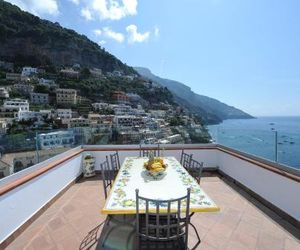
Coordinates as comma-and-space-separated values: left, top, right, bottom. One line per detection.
102, 157, 220, 214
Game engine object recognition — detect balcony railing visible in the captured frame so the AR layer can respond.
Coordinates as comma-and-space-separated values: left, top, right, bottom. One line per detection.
209, 126, 300, 169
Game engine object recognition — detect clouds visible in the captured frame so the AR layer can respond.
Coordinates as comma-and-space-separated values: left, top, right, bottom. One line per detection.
78, 0, 137, 21
126, 25, 150, 44
81, 8, 92, 20
6, 0, 59, 16
68, 0, 160, 46
93, 29, 102, 36
154, 26, 160, 38
102, 27, 125, 43
69, 0, 80, 5
8, 0, 160, 47
93, 25, 157, 44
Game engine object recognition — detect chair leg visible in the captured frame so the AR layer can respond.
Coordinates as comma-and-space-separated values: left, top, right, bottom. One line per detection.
189, 222, 201, 250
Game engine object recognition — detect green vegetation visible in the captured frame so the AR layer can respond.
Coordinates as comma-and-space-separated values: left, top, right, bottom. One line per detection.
34, 84, 49, 93
0, 0, 136, 74
189, 130, 211, 143
57, 76, 174, 105
169, 115, 185, 126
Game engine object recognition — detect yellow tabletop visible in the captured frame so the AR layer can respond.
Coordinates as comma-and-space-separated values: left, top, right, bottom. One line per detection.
102, 157, 220, 215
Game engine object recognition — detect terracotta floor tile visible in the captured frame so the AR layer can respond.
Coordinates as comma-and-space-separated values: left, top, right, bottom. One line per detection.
284, 238, 300, 250
203, 231, 230, 249
47, 223, 77, 243
56, 235, 80, 250
27, 231, 56, 250
4, 176, 300, 250
234, 221, 260, 239
225, 240, 250, 250
230, 230, 257, 250
197, 241, 217, 249
48, 217, 67, 232
256, 231, 285, 250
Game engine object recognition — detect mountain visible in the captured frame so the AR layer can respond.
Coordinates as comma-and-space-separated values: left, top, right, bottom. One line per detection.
135, 67, 253, 124
0, 0, 135, 74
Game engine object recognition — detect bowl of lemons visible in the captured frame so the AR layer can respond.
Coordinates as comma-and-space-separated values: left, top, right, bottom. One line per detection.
144, 157, 168, 178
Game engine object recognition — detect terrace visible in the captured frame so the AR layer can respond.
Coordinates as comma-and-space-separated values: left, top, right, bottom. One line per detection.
0, 144, 300, 249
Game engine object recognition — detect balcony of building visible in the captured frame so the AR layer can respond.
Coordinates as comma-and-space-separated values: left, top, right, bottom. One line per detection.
0, 144, 299, 249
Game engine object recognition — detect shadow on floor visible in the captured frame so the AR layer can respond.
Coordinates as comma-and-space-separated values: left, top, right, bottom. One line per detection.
79, 221, 105, 250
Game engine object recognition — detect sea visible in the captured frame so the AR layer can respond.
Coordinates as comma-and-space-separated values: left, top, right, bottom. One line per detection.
207, 117, 300, 170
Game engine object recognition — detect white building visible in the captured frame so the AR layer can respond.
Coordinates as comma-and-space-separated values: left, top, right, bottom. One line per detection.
149, 110, 167, 119
70, 117, 90, 128
88, 114, 112, 132
166, 134, 183, 144
60, 69, 79, 79
113, 70, 123, 77
18, 111, 42, 121
114, 115, 144, 128
92, 102, 109, 111
6, 73, 21, 81
112, 104, 134, 116
0, 88, 9, 98
90, 68, 102, 78
0, 119, 8, 135
127, 93, 142, 103
40, 110, 53, 119
4, 99, 29, 112
56, 109, 72, 120
22, 67, 38, 76
30, 93, 49, 104
92, 122, 112, 132
38, 131, 75, 149
13, 83, 34, 96
39, 78, 57, 88
56, 88, 77, 105
0, 107, 19, 121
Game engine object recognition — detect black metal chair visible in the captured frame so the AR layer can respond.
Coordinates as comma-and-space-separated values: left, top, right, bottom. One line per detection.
110, 151, 121, 177
187, 159, 204, 184
139, 144, 160, 157
180, 149, 193, 169
100, 156, 114, 199
99, 156, 136, 248
135, 188, 191, 250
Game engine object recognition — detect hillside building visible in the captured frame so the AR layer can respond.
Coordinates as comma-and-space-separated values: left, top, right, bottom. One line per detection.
38, 131, 75, 149
56, 88, 77, 105
21, 67, 38, 76
30, 93, 49, 104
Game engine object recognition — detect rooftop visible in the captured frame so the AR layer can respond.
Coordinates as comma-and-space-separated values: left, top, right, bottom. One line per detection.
0, 144, 300, 249
4, 174, 300, 250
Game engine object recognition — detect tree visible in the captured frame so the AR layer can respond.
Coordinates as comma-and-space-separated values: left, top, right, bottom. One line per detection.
34, 84, 49, 93
80, 68, 91, 79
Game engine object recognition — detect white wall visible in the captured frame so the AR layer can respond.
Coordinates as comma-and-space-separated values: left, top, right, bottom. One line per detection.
217, 150, 300, 222
0, 146, 82, 188
0, 151, 82, 244
83, 144, 218, 171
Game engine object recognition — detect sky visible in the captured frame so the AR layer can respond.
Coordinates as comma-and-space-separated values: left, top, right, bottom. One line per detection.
5, 0, 300, 116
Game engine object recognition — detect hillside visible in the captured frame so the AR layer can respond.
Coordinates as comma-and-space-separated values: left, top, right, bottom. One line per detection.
0, 0, 135, 74
135, 67, 253, 124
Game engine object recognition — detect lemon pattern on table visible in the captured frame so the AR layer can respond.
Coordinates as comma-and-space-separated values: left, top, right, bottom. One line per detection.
108, 157, 214, 211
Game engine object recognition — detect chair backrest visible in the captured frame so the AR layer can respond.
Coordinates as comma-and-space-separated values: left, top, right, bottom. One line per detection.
180, 149, 193, 169
189, 159, 204, 184
135, 188, 191, 249
100, 156, 113, 199
139, 144, 160, 157
110, 151, 121, 172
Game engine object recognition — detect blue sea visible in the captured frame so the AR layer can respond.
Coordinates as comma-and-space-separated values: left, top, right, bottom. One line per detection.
208, 117, 300, 170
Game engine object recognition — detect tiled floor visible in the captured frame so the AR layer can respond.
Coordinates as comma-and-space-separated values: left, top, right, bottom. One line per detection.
5, 175, 300, 250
